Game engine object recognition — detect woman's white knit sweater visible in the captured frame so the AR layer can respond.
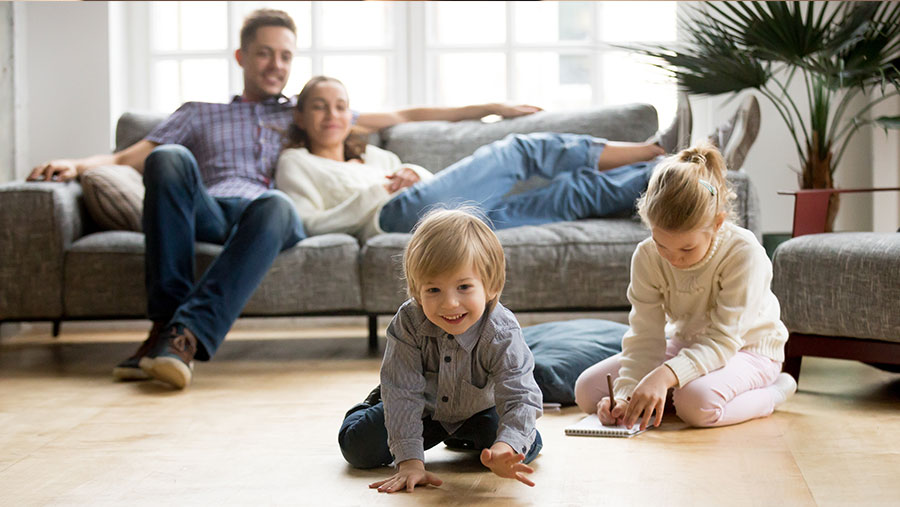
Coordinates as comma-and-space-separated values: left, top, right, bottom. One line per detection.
613, 221, 788, 401
276, 145, 433, 240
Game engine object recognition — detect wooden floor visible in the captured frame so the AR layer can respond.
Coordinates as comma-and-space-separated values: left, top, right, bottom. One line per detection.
1, 318, 898, 506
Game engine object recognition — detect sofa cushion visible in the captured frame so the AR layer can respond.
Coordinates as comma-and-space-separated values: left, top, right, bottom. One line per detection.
379, 104, 659, 175
79, 166, 144, 232
772, 232, 900, 343
360, 218, 650, 315
64, 232, 363, 317
523, 319, 626, 405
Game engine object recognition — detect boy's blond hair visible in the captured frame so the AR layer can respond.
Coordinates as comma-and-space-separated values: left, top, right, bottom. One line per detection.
403, 208, 506, 314
637, 141, 736, 232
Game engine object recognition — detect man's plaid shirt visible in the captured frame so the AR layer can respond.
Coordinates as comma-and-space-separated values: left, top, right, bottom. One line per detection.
145, 95, 294, 200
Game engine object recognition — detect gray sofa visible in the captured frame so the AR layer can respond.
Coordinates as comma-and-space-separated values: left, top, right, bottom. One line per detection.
0, 104, 761, 349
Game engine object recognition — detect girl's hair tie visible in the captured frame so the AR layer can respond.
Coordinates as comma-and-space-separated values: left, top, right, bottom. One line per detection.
698, 179, 717, 196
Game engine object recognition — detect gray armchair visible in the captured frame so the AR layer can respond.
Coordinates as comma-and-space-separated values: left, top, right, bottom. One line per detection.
772, 188, 900, 382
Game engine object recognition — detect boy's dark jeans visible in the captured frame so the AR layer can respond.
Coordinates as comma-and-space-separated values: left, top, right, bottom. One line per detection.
338, 402, 542, 469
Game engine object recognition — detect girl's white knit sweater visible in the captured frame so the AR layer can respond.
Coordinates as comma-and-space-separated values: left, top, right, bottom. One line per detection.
613, 221, 788, 401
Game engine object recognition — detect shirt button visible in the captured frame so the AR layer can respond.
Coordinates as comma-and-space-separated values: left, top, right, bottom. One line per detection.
447, 335, 454, 340
441, 396, 449, 402
444, 356, 451, 363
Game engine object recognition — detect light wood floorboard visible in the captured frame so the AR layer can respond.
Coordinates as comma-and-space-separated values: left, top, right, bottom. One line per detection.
0, 319, 897, 506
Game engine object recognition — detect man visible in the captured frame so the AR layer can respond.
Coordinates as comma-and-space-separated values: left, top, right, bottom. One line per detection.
29, 9, 539, 390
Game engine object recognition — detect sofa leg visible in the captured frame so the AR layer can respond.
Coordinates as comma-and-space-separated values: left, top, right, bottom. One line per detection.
52, 320, 62, 338
368, 315, 379, 352
783, 356, 802, 382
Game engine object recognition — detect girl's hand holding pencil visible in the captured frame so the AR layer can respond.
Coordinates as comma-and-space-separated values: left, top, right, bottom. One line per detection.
597, 373, 629, 426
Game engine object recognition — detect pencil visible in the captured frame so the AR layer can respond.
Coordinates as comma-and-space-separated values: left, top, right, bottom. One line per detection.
607, 373, 616, 412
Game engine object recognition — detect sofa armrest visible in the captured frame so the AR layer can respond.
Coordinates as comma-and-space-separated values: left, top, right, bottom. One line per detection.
0, 181, 87, 320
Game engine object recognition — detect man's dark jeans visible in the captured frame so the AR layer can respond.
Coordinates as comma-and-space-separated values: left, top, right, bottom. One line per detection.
338, 401, 543, 469
143, 144, 304, 360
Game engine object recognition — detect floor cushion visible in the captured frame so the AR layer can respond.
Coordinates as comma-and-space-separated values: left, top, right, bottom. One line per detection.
523, 319, 627, 405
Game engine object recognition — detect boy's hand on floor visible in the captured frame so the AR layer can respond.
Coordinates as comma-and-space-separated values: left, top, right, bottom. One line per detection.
480, 442, 535, 487
369, 459, 442, 493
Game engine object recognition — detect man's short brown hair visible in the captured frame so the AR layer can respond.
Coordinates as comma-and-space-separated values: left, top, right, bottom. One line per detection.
240, 9, 297, 50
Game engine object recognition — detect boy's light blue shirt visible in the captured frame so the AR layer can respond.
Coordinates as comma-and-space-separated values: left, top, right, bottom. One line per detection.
381, 299, 543, 464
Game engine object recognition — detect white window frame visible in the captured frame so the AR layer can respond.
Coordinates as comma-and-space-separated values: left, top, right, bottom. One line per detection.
417, 2, 678, 108
118, 1, 678, 115
120, 2, 406, 113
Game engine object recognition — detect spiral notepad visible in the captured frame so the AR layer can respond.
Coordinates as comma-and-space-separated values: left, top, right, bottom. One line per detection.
564, 414, 646, 438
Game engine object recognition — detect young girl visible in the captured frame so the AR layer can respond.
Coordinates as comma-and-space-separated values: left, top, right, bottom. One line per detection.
574, 143, 796, 430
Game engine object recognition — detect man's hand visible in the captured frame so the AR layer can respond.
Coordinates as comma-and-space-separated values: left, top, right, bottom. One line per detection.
490, 104, 543, 119
28, 160, 79, 182
368, 459, 443, 494
384, 167, 421, 193
480, 442, 535, 487
624, 365, 678, 430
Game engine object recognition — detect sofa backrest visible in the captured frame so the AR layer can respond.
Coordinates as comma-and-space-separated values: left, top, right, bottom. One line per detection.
116, 112, 168, 153
380, 103, 658, 174
114, 103, 659, 173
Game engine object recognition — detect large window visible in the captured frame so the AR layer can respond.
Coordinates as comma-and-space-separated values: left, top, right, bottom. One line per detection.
126, 1, 677, 123
137, 1, 398, 113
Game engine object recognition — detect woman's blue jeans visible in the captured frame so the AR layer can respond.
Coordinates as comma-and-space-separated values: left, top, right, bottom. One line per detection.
143, 145, 305, 360
379, 133, 658, 233
338, 401, 543, 469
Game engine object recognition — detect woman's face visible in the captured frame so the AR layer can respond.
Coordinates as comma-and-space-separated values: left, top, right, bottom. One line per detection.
296, 81, 353, 154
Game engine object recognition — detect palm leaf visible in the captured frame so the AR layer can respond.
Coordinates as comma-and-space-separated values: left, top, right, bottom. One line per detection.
875, 116, 900, 130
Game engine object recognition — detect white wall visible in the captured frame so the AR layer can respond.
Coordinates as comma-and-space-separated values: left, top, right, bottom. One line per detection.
0, 3, 13, 183
17, 1, 112, 180
872, 94, 900, 233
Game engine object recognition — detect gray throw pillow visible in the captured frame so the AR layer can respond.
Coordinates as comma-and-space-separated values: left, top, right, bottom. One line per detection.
79, 165, 144, 231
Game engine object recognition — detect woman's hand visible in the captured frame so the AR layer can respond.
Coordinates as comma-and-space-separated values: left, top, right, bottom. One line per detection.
624, 365, 678, 430
597, 396, 628, 426
368, 459, 443, 493
480, 442, 535, 487
28, 159, 79, 182
490, 103, 543, 119
384, 167, 421, 193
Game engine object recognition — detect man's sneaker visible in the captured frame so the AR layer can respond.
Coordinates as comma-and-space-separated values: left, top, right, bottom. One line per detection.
708, 94, 760, 171
112, 321, 166, 381
647, 92, 692, 154
139, 324, 197, 389
363, 385, 382, 406
772, 372, 798, 407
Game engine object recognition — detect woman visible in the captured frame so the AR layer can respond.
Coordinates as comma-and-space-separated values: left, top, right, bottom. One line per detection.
275, 76, 665, 240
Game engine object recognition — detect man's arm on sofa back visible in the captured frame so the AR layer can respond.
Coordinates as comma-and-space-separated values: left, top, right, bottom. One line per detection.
0, 181, 86, 321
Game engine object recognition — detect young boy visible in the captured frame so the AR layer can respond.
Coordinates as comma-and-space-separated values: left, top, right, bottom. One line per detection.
338, 208, 543, 493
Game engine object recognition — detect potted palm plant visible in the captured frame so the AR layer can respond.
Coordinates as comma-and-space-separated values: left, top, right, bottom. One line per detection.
627, 1, 900, 230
